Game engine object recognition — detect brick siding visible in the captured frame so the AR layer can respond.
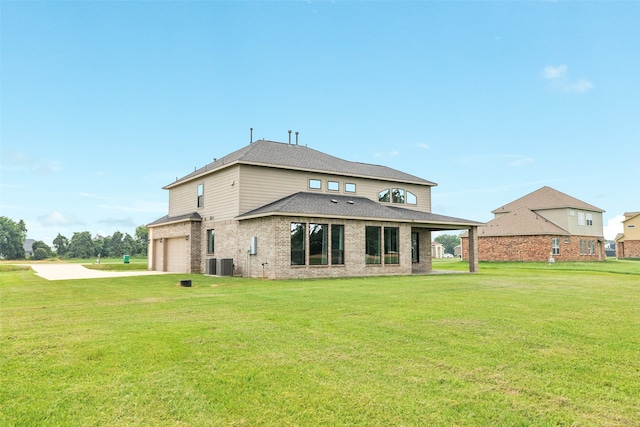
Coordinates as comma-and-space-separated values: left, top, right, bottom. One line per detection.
461, 234, 605, 262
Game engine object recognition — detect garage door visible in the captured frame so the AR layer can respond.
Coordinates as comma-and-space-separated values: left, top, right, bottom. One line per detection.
166, 237, 188, 273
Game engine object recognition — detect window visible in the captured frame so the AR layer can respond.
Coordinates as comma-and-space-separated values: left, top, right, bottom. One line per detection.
580, 239, 585, 255
629, 224, 636, 228
588, 240, 595, 255
378, 189, 390, 202
207, 229, 215, 253
309, 223, 328, 265
291, 223, 306, 265
586, 213, 593, 226
345, 183, 356, 193
197, 184, 204, 208
552, 238, 560, 255
392, 188, 405, 204
578, 212, 585, 226
328, 181, 339, 191
384, 227, 399, 264
406, 191, 417, 205
331, 225, 344, 265
365, 226, 381, 264
309, 179, 321, 190
411, 232, 419, 262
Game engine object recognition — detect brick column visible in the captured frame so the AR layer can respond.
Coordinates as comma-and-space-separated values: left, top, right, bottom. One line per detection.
468, 226, 478, 273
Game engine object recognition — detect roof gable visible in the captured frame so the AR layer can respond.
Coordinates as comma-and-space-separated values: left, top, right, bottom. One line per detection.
492, 186, 604, 214
165, 140, 436, 189
480, 206, 569, 237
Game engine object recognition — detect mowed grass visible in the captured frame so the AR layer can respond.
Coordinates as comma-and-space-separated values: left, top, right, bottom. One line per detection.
1, 261, 639, 426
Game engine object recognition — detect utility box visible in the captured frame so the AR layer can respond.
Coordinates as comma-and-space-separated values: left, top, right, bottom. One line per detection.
205, 258, 216, 275
217, 258, 233, 276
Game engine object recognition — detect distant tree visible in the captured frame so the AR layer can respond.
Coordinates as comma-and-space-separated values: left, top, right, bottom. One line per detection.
68, 231, 95, 259
434, 234, 461, 255
31, 241, 52, 259
0, 217, 27, 260
34, 247, 49, 260
109, 231, 125, 257
53, 233, 69, 256
93, 237, 105, 258
123, 234, 136, 256
135, 225, 148, 256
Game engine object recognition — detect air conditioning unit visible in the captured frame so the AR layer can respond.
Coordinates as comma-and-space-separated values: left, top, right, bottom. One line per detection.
205, 258, 216, 275
217, 258, 233, 276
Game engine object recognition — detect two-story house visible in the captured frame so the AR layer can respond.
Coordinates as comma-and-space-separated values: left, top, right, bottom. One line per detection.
461, 186, 606, 262
615, 212, 640, 258
148, 139, 484, 279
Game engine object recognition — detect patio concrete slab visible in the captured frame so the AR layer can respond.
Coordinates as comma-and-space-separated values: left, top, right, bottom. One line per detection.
29, 263, 171, 281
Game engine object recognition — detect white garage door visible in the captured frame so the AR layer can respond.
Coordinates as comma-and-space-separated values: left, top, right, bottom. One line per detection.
166, 237, 188, 273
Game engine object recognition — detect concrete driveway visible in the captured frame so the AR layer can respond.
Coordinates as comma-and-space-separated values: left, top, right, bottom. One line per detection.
29, 264, 171, 281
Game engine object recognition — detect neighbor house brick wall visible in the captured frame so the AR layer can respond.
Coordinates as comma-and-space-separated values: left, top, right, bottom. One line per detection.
617, 240, 640, 258
461, 234, 604, 262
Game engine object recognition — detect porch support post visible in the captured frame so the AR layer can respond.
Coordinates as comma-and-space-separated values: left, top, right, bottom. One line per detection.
425, 230, 432, 273
468, 226, 479, 273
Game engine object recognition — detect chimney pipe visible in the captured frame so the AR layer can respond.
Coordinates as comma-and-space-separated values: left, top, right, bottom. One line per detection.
288, 130, 292, 144
250, 128, 253, 144
295, 131, 299, 145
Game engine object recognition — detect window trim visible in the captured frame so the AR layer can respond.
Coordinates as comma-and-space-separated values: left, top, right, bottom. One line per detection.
309, 179, 321, 190
207, 229, 215, 254
197, 183, 204, 208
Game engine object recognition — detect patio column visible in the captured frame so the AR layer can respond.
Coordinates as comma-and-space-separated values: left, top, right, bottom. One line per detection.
468, 226, 479, 273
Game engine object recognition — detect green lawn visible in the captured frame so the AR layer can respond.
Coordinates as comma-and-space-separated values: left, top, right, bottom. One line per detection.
1, 261, 639, 426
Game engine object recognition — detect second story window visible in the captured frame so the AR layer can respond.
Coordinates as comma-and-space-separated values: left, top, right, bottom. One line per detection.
328, 181, 339, 191
345, 183, 356, 193
586, 213, 593, 226
197, 184, 204, 208
309, 179, 321, 190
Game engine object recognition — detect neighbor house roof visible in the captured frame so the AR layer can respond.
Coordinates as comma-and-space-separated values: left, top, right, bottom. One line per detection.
478, 206, 569, 237
165, 140, 436, 189
236, 192, 484, 229
623, 211, 640, 221
492, 186, 604, 215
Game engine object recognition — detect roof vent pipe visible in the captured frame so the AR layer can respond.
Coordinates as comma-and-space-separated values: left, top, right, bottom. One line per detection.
250, 128, 253, 144
288, 130, 292, 144
295, 131, 299, 145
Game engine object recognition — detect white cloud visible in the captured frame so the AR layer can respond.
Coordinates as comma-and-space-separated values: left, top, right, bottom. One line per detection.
417, 143, 430, 150
37, 211, 85, 227
543, 64, 567, 80
542, 64, 593, 93
0, 151, 60, 175
603, 215, 624, 240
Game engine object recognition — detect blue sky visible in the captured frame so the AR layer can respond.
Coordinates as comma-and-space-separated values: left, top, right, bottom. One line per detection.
2, 1, 639, 244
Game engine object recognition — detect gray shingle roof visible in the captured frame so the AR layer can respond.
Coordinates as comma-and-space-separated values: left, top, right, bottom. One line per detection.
147, 212, 202, 227
165, 140, 436, 189
492, 186, 604, 214
236, 192, 483, 228
479, 206, 569, 237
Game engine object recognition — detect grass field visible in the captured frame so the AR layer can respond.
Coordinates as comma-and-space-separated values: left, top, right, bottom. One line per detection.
1, 260, 639, 426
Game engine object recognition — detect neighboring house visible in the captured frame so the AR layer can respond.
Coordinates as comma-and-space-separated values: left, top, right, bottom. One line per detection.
615, 212, 640, 258
148, 139, 484, 278
24, 239, 35, 258
431, 242, 445, 259
461, 186, 606, 262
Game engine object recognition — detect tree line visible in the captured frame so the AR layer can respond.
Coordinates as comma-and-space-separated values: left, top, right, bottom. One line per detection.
0, 216, 148, 260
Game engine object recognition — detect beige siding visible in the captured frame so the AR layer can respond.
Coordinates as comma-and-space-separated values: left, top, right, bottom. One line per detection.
238, 164, 432, 215
622, 215, 640, 240
168, 166, 240, 220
